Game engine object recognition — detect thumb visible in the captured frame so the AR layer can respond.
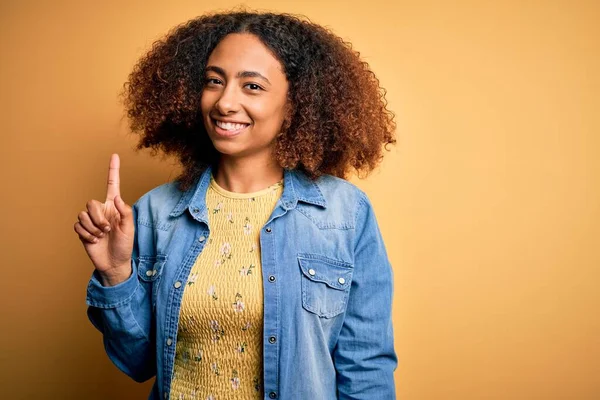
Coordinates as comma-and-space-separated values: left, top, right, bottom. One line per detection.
114, 195, 133, 226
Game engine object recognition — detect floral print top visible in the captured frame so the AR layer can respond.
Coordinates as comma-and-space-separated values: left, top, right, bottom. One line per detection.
169, 176, 284, 400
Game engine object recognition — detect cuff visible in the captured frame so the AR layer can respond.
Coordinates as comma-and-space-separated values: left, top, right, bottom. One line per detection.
86, 262, 138, 309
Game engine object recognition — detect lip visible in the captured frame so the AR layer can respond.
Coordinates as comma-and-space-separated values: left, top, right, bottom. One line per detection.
211, 118, 250, 138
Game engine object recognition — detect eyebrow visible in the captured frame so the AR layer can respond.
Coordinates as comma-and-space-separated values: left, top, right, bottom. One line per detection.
205, 65, 271, 85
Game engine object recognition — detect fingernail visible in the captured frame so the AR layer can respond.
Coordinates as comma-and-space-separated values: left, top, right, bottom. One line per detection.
92, 238, 98, 243
104, 226, 111, 232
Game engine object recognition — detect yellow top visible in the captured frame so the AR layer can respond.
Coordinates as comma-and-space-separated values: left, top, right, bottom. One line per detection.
169, 176, 283, 400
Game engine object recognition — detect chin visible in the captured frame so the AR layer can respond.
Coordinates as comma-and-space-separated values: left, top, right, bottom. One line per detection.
210, 141, 245, 157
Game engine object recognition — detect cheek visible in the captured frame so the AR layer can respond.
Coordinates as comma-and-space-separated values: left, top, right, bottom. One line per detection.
246, 103, 269, 124
200, 91, 213, 115
250, 98, 287, 127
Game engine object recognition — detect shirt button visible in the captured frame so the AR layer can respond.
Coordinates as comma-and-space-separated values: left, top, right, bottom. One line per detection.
265, 227, 272, 233
338, 277, 346, 284
308, 269, 316, 276
192, 207, 200, 213
269, 392, 277, 399
166, 338, 173, 346
145, 270, 153, 277
152, 269, 158, 277
174, 281, 182, 289
268, 336, 277, 344
164, 392, 168, 399
198, 235, 206, 242
268, 275, 276, 282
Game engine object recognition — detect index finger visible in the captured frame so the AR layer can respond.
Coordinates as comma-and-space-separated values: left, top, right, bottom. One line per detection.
106, 153, 120, 202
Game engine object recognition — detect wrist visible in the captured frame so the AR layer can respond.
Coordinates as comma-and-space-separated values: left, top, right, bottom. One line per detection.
99, 263, 132, 287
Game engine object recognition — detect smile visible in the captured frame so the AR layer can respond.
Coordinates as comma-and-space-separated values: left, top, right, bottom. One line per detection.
213, 119, 251, 137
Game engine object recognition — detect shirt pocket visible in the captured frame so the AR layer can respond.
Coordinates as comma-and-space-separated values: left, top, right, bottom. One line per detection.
298, 253, 353, 318
136, 254, 167, 309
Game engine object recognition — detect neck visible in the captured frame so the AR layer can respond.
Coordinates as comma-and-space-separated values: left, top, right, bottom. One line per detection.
214, 154, 284, 193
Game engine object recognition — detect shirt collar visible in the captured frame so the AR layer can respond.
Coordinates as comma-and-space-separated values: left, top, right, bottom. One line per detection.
169, 166, 326, 218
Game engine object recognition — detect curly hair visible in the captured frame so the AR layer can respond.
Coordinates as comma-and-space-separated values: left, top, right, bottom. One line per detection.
121, 9, 396, 191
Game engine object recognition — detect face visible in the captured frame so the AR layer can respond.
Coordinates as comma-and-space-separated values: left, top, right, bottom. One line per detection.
200, 33, 290, 161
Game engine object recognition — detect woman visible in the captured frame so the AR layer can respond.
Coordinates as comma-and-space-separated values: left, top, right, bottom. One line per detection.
75, 10, 397, 400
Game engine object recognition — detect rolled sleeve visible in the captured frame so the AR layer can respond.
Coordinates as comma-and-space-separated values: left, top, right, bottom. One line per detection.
86, 262, 138, 309
84, 202, 156, 382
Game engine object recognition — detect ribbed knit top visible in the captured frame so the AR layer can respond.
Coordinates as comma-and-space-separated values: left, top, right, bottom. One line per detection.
169, 176, 283, 399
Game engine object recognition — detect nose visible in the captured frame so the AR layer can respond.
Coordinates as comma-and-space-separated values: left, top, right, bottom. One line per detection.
214, 84, 240, 115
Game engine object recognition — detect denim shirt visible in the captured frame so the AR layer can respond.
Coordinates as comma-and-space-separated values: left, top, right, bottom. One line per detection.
86, 167, 397, 399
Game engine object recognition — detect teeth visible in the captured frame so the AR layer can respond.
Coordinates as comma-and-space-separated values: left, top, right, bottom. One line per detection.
215, 120, 248, 131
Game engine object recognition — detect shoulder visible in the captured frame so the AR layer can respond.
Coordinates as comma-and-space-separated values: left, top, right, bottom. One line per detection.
132, 181, 186, 226
135, 181, 182, 208
294, 172, 372, 229
313, 174, 370, 211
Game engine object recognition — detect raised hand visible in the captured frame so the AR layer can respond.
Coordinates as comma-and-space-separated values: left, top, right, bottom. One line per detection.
74, 154, 135, 286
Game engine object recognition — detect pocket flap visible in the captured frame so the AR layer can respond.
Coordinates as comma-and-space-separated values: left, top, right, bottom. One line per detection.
298, 254, 352, 291
137, 254, 167, 282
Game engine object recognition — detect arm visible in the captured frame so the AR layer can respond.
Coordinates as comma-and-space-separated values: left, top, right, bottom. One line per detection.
85, 202, 156, 382
334, 194, 397, 398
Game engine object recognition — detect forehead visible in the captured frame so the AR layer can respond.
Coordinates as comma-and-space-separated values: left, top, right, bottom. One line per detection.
206, 33, 285, 76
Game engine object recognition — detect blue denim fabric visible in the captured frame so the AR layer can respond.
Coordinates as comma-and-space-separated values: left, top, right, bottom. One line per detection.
86, 166, 397, 399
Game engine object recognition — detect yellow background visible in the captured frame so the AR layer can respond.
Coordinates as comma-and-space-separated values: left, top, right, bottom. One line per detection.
1, 0, 598, 398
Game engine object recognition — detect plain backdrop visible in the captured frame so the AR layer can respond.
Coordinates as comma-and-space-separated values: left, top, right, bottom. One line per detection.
0, 0, 598, 398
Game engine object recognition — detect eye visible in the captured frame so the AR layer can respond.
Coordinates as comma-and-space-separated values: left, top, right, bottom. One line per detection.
204, 77, 222, 86
244, 83, 263, 91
